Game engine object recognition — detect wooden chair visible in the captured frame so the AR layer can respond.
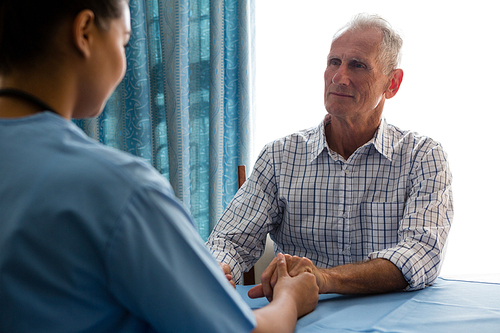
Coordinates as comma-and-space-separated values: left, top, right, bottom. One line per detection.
238, 165, 256, 285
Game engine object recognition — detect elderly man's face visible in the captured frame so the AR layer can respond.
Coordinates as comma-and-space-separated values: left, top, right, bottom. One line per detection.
324, 28, 392, 120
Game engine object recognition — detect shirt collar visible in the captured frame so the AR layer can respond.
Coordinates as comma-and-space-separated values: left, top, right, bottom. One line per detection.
310, 114, 393, 162
310, 115, 330, 162
372, 118, 393, 161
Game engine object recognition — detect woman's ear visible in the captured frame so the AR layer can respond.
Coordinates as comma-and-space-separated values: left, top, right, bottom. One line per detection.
72, 10, 96, 58
385, 69, 404, 99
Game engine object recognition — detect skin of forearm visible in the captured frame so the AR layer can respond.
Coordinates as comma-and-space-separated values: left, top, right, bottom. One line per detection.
252, 299, 297, 333
320, 258, 408, 294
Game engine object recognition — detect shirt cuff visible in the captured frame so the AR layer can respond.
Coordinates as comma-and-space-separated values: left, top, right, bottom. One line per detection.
368, 245, 441, 291
210, 249, 245, 285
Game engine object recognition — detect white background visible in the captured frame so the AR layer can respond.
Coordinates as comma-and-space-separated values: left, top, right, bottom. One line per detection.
254, 0, 500, 281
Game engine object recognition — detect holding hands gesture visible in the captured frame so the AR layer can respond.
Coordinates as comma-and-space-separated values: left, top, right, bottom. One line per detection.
251, 253, 318, 333
249, 254, 327, 303
249, 253, 409, 298
268, 253, 319, 317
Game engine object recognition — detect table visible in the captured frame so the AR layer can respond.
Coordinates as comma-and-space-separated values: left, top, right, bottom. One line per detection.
236, 278, 500, 332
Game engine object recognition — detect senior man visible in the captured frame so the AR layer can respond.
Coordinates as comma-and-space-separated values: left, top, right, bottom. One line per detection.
207, 13, 453, 298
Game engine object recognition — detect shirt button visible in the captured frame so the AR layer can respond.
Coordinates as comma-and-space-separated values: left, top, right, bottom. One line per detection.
344, 168, 350, 174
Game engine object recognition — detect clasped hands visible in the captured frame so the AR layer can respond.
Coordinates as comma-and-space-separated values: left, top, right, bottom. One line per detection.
221, 253, 320, 318
248, 254, 327, 301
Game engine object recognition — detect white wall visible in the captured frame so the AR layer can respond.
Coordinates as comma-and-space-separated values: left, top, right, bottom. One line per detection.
254, 0, 500, 281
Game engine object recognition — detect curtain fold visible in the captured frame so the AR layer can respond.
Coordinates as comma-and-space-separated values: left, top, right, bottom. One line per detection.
76, 0, 254, 241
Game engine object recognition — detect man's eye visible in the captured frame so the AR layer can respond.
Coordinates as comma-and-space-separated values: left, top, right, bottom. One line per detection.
329, 59, 340, 66
353, 62, 366, 69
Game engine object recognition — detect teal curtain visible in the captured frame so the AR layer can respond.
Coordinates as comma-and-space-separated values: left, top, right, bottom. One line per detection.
75, 0, 255, 241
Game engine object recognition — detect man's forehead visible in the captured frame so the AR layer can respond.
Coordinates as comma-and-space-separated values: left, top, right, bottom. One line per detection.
328, 29, 381, 61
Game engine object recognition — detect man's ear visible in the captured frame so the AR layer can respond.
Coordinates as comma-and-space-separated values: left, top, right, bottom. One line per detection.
385, 69, 404, 99
72, 10, 96, 58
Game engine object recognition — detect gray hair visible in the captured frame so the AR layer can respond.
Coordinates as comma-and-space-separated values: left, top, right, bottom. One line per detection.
333, 13, 403, 75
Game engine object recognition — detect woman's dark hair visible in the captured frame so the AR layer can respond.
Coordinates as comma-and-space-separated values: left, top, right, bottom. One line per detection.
0, 0, 124, 74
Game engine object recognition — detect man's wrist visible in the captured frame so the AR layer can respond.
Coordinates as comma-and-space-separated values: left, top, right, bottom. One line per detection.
317, 268, 339, 294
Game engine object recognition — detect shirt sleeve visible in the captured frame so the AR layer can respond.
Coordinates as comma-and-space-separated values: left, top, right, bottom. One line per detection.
105, 184, 256, 333
369, 142, 453, 291
206, 145, 281, 284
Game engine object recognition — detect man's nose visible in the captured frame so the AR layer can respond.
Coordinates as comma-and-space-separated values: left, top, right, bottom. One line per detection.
332, 66, 349, 86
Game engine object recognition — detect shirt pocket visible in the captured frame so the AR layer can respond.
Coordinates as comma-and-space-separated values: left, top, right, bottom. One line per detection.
359, 201, 405, 252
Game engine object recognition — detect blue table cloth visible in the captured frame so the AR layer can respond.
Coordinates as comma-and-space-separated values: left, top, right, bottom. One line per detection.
236, 278, 500, 332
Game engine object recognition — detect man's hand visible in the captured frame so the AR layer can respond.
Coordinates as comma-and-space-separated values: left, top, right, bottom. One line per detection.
219, 263, 235, 288
250, 254, 409, 298
256, 253, 318, 319
273, 253, 319, 317
248, 254, 327, 302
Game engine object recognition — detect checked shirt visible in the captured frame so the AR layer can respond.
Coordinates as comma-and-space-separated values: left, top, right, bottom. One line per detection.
207, 115, 453, 290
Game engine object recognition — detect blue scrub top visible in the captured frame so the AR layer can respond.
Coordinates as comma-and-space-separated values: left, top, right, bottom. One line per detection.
0, 112, 256, 333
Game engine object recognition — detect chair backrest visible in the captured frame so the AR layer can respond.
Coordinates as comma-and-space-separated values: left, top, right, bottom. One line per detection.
238, 165, 256, 285
237, 165, 247, 188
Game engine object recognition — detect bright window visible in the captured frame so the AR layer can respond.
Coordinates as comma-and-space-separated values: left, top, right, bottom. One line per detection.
255, 1, 500, 281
